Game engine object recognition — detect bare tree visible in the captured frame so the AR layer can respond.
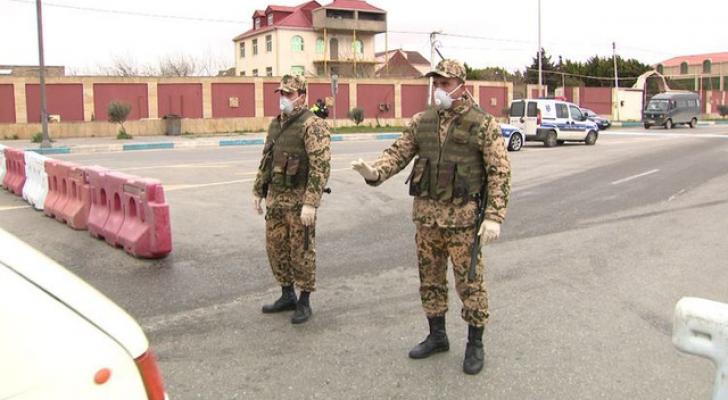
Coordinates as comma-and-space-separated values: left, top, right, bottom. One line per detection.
157, 54, 198, 77
101, 55, 143, 76
91, 52, 233, 77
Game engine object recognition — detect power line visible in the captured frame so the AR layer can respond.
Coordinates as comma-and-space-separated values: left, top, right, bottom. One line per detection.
7, 0, 247, 24
7, 0, 677, 63
524, 67, 642, 81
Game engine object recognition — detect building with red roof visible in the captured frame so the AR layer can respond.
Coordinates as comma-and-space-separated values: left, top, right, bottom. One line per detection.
655, 52, 728, 91
375, 49, 431, 78
233, 0, 387, 78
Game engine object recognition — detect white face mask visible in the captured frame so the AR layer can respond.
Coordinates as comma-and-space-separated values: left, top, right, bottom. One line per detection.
280, 95, 302, 114
433, 84, 463, 110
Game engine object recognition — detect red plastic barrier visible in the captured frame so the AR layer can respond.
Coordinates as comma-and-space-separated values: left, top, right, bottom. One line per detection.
44, 161, 73, 222
43, 159, 63, 218
59, 165, 91, 230
101, 172, 134, 248
86, 166, 110, 240
2, 148, 26, 196
117, 177, 172, 259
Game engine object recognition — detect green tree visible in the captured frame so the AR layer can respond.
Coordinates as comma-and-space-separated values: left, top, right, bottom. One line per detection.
348, 107, 364, 126
524, 49, 561, 92
108, 101, 132, 138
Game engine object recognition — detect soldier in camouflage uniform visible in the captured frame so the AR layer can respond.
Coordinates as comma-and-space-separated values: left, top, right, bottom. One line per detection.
352, 59, 511, 374
253, 75, 332, 324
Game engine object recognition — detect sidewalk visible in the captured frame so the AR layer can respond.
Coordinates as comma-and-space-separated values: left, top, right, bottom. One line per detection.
0, 132, 403, 155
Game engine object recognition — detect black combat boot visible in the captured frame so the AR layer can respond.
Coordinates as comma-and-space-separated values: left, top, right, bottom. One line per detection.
463, 325, 485, 375
291, 291, 312, 324
261, 285, 297, 313
408, 316, 449, 359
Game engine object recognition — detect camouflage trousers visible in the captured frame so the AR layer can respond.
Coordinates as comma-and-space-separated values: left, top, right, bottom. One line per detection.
265, 206, 316, 292
415, 224, 489, 327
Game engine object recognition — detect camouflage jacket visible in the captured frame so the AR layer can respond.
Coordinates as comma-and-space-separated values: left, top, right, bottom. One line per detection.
367, 96, 511, 227
253, 106, 332, 209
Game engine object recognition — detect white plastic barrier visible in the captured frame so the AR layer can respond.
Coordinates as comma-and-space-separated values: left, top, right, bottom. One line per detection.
673, 297, 728, 400
0, 144, 6, 184
22, 151, 49, 210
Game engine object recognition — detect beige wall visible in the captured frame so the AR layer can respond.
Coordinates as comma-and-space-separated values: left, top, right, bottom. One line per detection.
660, 61, 728, 82
234, 28, 377, 77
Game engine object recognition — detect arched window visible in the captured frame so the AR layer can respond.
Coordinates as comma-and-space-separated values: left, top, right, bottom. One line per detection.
316, 38, 325, 54
352, 39, 363, 55
291, 35, 304, 52
680, 62, 689, 75
656, 64, 663, 74
703, 59, 712, 74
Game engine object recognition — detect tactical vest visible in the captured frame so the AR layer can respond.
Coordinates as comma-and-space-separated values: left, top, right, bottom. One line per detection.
407, 106, 487, 203
263, 109, 314, 193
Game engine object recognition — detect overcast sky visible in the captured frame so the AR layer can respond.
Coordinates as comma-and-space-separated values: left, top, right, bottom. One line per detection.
2, 0, 726, 74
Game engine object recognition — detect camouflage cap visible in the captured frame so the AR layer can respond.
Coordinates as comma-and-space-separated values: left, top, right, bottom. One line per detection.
275, 74, 307, 94
425, 59, 467, 82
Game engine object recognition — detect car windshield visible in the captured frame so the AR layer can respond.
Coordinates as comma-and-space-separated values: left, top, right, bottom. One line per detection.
647, 100, 669, 111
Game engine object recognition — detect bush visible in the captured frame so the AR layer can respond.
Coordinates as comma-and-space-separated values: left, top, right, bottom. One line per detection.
31, 132, 43, 143
348, 107, 364, 126
116, 129, 133, 140
719, 105, 728, 118
108, 101, 132, 136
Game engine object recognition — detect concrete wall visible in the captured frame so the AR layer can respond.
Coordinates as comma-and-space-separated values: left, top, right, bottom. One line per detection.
25, 83, 84, 123
0, 84, 15, 123
0, 75, 513, 139
93, 83, 149, 121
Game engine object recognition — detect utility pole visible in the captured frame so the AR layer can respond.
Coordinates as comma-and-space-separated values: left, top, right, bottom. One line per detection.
538, 0, 543, 98
36, 0, 51, 148
613, 42, 621, 121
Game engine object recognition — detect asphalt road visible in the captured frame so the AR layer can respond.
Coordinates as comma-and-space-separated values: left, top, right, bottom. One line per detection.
2, 126, 728, 399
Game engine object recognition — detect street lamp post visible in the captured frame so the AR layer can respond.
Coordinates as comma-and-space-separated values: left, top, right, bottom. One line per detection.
35, 0, 51, 148
538, 0, 543, 98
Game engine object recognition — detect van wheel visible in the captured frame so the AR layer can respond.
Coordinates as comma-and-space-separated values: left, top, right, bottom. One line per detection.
689, 118, 697, 128
665, 119, 673, 129
508, 133, 523, 152
644, 124, 651, 130
544, 131, 558, 148
585, 131, 598, 145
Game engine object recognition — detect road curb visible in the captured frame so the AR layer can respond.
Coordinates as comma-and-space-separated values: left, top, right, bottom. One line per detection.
2, 132, 404, 154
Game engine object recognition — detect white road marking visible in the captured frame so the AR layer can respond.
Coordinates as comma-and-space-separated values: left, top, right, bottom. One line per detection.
0, 205, 32, 212
611, 169, 660, 185
166, 167, 352, 192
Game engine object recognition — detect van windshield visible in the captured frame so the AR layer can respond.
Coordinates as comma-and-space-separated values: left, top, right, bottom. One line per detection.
510, 101, 525, 117
647, 100, 669, 111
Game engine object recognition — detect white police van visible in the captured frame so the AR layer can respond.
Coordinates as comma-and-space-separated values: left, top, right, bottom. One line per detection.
509, 98, 599, 147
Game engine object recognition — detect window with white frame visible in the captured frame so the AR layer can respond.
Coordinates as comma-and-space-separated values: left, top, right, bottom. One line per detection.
267, 14, 273, 25
266, 67, 273, 77
316, 38, 325, 54
353, 39, 363, 55
291, 35, 304, 52
252, 69, 259, 77
253, 39, 258, 55
239, 42, 245, 58
266, 35, 272, 52
255, 18, 261, 29
291, 66, 305, 76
